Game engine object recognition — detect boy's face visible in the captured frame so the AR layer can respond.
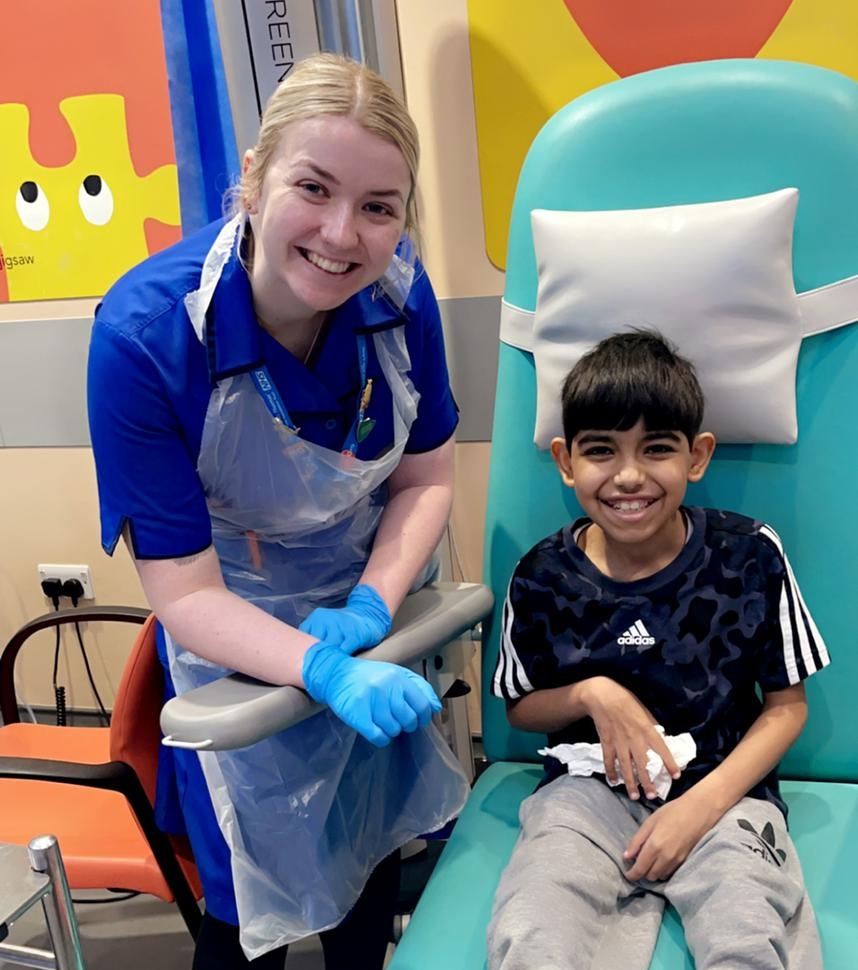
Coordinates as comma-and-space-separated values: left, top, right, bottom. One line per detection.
551, 419, 715, 571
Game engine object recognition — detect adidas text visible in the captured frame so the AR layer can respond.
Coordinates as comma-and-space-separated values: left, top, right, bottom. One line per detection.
617, 620, 655, 646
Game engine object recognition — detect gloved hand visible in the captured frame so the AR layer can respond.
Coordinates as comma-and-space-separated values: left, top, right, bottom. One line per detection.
298, 584, 392, 655
302, 641, 441, 747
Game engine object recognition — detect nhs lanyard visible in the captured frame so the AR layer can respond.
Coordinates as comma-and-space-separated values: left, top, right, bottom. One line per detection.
250, 334, 375, 457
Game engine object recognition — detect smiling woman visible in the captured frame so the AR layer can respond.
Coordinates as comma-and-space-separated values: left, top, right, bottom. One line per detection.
244, 115, 412, 353
87, 52, 467, 970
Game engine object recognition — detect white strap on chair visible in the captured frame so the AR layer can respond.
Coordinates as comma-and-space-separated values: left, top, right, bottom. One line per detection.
798, 273, 858, 337
500, 274, 858, 352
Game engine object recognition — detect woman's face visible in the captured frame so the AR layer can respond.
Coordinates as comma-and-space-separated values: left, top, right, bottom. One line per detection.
245, 115, 411, 326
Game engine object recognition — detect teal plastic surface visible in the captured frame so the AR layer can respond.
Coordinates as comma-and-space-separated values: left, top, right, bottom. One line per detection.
392, 57, 858, 970
483, 59, 858, 779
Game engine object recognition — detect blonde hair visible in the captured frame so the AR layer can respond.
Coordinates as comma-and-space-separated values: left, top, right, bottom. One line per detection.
230, 53, 420, 240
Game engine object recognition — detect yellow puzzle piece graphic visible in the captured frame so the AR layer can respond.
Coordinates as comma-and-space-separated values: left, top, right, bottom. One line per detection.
0, 93, 179, 301
468, 0, 858, 269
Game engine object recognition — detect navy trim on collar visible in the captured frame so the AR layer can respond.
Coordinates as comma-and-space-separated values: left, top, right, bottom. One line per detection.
205, 245, 407, 382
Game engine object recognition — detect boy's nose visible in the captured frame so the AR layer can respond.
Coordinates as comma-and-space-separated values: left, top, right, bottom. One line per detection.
321, 204, 358, 249
613, 463, 645, 490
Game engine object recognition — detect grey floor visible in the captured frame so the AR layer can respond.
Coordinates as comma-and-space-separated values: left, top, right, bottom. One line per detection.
0, 824, 460, 969
0, 889, 358, 969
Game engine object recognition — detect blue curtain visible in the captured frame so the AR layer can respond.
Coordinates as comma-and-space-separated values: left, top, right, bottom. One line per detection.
160, 0, 239, 231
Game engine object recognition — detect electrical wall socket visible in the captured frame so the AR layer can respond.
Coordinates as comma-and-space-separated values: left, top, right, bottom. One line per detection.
37, 564, 95, 600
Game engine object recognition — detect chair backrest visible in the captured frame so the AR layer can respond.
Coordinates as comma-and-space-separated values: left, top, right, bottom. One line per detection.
482, 58, 858, 785
109, 613, 162, 803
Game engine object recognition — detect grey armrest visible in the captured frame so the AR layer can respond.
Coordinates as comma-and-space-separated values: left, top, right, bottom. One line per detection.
159, 581, 493, 751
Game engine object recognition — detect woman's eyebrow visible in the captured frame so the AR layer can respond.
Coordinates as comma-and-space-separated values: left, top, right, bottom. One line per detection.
295, 161, 404, 200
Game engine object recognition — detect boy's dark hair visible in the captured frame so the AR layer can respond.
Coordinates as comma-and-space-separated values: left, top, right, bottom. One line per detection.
561, 329, 704, 447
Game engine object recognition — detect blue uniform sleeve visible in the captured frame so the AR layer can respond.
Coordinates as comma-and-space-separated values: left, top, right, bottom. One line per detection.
402, 266, 459, 453
88, 317, 213, 560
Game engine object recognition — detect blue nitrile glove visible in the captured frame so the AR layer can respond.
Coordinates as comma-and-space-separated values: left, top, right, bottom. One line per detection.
302, 642, 441, 747
298, 584, 392, 655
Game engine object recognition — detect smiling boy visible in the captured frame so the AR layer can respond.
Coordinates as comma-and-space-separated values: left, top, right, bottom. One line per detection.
487, 330, 828, 970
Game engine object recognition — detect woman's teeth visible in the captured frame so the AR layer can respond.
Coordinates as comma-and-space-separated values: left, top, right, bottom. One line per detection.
305, 251, 351, 274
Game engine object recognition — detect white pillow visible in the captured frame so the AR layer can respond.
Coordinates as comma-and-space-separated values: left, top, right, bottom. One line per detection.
530, 188, 801, 448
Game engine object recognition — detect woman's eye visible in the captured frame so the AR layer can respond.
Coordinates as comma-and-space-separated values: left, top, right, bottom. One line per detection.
365, 201, 394, 217
16, 180, 50, 230
78, 174, 114, 225
299, 181, 325, 196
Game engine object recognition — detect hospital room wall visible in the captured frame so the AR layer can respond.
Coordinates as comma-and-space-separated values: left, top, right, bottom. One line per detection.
0, 0, 499, 724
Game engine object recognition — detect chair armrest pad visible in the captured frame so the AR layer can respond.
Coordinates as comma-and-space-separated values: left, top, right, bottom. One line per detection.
159, 582, 493, 751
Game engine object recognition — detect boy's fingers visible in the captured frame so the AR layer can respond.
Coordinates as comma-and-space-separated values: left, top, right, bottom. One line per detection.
624, 842, 652, 881
630, 743, 657, 799
653, 736, 681, 777
601, 742, 618, 784
617, 752, 639, 799
624, 827, 645, 862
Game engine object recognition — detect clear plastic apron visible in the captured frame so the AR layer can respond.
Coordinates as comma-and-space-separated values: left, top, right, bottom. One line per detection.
165, 218, 469, 957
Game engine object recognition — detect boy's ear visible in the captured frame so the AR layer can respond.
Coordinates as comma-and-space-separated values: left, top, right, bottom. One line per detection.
687, 431, 716, 482
550, 437, 575, 487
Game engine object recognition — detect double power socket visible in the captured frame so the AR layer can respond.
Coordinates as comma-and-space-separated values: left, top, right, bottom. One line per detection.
37, 564, 95, 600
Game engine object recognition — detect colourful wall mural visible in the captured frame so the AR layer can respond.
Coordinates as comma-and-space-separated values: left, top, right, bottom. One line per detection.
468, 0, 858, 269
0, 1, 181, 303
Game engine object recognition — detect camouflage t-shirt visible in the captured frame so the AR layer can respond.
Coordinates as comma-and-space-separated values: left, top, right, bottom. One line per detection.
492, 507, 830, 814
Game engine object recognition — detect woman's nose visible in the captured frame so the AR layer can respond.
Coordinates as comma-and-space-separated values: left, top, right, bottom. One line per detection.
321, 204, 358, 249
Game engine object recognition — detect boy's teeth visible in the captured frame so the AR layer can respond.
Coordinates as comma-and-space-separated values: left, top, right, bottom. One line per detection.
306, 251, 350, 274
612, 500, 650, 511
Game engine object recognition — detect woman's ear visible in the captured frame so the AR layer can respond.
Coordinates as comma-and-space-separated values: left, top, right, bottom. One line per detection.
550, 437, 575, 488
242, 150, 258, 213
687, 431, 716, 482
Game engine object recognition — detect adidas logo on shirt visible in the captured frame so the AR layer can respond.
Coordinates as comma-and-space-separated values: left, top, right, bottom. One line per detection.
617, 620, 656, 646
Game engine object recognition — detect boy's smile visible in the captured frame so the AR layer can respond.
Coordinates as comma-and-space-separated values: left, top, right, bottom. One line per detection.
551, 419, 715, 579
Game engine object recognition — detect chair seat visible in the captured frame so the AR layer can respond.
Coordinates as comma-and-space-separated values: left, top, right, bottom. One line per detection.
0, 723, 199, 902
389, 763, 858, 970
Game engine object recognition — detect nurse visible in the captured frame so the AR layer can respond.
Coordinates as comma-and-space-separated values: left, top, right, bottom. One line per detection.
88, 54, 469, 970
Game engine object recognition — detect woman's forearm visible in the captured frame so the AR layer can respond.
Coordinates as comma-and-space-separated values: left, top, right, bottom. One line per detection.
134, 546, 318, 687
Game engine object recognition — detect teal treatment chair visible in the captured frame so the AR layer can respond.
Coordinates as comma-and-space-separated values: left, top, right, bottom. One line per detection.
388, 59, 858, 969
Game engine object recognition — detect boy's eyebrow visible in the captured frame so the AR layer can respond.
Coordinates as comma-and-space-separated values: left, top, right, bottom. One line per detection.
642, 430, 682, 441
575, 432, 615, 445
574, 429, 683, 445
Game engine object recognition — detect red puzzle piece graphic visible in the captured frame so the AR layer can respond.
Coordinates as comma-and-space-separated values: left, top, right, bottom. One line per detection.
563, 0, 793, 77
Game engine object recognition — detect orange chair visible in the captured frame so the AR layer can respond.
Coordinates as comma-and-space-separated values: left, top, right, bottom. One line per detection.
0, 606, 202, 937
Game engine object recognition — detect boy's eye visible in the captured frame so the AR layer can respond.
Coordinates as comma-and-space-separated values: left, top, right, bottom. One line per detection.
581, 445, 613, 457
646, 443, 677, 455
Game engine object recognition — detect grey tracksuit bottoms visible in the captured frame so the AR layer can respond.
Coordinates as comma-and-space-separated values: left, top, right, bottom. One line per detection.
487, 777, 821, 970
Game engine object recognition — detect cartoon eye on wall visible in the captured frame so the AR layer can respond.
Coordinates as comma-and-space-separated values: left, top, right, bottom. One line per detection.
78, 174, 114, 226
16, 180, 50, 231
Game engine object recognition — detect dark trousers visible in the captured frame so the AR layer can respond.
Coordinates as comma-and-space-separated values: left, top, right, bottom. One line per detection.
192, 851, 401, 970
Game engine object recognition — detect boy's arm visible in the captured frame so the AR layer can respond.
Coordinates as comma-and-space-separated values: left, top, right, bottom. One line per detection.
624, 682, 807, 881
509, 676, 681, 801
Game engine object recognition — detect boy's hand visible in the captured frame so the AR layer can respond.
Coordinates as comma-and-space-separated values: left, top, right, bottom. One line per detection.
623, 789, 719, 881
581, 676, 681, 800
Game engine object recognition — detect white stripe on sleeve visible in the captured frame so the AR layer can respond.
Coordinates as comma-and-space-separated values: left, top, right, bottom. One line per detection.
760, 525, 830, 684
492, 587, 535, 699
